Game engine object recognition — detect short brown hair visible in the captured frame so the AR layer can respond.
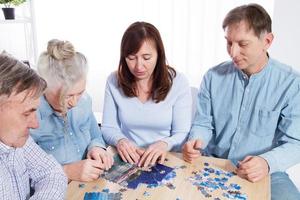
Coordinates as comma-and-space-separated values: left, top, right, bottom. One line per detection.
222, 3, 272, 37
118, 21, 176, 103
0, 52, 47, 100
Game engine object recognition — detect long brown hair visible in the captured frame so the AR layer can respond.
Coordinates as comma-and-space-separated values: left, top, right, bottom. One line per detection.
117, 21, 176, 103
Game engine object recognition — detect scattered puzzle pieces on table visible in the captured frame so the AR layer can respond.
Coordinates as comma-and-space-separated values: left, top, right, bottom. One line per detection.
188, 162, 248, 199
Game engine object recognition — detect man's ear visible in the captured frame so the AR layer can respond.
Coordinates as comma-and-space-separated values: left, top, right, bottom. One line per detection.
263, 32, 274, 51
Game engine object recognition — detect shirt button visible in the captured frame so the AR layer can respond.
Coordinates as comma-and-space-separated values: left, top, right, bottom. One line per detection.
77, 149, 80, 152
51, 146, 55, 150
70, 132, 73, 136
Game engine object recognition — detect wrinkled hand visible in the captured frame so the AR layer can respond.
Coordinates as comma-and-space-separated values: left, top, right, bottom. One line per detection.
87, 147, 114, 170
116, 138, 141, 164
182, 139, 202, 162
236, 156, 269, 182
63, 159, 105, 182
138, 141, 168, 167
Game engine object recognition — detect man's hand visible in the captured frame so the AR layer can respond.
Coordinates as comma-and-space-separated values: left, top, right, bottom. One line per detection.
236, 156, 269, 182
87, 147, 114, 170
182, 139, 202, 162
116, 138, 141, 164
138, 141, 168, 167
63, 159, 105, 182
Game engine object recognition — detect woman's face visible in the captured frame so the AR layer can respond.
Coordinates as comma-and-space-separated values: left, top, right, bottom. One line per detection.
45, 78, 86, 113
125, 40, 158, 81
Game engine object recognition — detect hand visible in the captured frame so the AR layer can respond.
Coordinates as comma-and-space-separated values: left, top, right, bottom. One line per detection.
87, 147, 114, 170
116, 138, 141, 164
138, 141, 168, 167
182, 139, 202, 162
236, 156, 269, 182
63, 159, 105, 182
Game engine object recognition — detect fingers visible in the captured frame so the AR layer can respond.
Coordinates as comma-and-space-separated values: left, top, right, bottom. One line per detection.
136, 148, 145, 156
158, 153, 166, 164
117, 139, 140, 164
90, 159, 105, 170
236, 156, 269, 183
138, 142, 167, 167
120, 147, 135, 164
183, 152, 201, 162
138, 149, 151, 167
142, 151, 156, 167
182, 140, 201, 162
184, 140, 201, 154
194, 139, 202, 149
77, 160, 105, 182
99, 153, 113, 170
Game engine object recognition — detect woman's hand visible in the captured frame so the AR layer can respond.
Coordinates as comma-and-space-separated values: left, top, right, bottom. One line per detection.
138, 141, 168, 167
87, 147, 114, 170
63, 159, 105, 182
116, 138, 141, 164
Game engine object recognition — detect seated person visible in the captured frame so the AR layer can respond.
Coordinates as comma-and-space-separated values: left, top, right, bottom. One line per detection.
0, 52, 67, 199
30, 39, 113, 182
102, 22, 192, 167
183, 4, 300, 199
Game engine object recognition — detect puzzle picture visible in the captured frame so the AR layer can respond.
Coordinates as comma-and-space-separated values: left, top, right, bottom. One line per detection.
187, 162, 247, 200
83, 191, 122, 200
101, 155, 176, 189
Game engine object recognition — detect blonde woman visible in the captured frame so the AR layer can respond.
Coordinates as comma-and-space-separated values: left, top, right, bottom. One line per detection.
31, 39, 113, 182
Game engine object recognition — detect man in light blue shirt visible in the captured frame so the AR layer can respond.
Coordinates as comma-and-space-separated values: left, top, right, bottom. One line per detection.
183, 4, 300, 199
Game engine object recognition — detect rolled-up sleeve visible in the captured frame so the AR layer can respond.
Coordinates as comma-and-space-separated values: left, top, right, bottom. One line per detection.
188, 72, 214, 148
260, 82, 300, 173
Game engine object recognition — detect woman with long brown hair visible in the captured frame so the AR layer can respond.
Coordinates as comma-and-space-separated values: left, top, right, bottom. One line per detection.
102, 22, 192, 167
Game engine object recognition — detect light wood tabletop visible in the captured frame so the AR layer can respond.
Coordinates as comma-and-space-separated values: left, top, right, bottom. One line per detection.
66, 150, 270, 200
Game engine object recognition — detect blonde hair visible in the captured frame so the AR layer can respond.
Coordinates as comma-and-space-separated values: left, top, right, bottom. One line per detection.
37, 39, 88, 109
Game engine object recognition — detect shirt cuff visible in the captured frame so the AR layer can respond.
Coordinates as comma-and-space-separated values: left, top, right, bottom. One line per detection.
188, 128, 212, 149
160, 138, 174, 151
259, 152, 279, 174
88, 140, 106, 151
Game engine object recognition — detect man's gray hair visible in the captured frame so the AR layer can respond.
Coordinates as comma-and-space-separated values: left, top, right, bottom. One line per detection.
0, 52, 47, 100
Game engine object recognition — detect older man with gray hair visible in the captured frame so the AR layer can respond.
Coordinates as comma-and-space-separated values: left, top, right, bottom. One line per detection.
0, 52, 67, 199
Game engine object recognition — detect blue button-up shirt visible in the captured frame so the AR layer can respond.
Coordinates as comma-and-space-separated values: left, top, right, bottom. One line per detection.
189, 58, 300, 173
30, 94, 106, 165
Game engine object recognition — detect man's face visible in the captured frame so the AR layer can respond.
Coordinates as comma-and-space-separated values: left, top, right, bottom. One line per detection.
0, 90, 40, 148
224, 20, 273, 75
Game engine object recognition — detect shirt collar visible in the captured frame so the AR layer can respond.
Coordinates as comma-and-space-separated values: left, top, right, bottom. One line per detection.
0, 140, 13, 155
39, 95, 57, 119
236, 56, 273, 81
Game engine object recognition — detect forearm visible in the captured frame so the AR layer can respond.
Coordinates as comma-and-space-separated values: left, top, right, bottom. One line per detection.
101, 126, 127, 146
161, 131, 189, 151
260, 141, 300, 173
30, 165, 67, 200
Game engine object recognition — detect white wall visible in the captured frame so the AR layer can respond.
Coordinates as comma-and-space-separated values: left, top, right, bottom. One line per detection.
271, 0, 300, 190
270, 0, 300, 71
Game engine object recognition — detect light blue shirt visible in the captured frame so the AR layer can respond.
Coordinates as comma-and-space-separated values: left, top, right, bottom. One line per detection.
30, 94, 106, 165
102, 72, 192, 151
189, 58, 300, 173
